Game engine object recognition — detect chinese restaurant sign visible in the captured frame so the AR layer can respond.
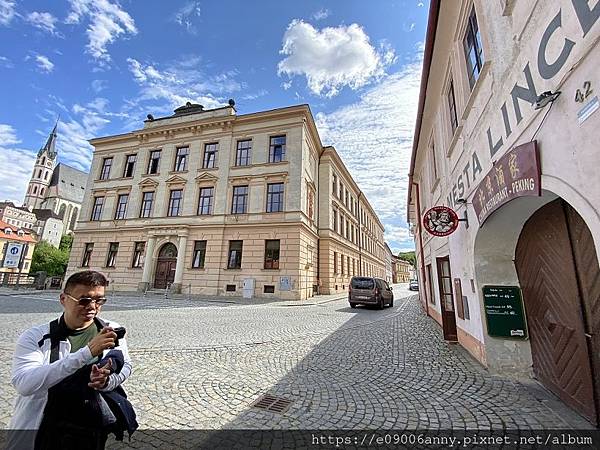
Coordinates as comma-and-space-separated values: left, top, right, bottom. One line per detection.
473, 141, 541, 225
422, 206, 459, 237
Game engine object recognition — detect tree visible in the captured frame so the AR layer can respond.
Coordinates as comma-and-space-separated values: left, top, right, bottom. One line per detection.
59, 234, 74, 252
30, 240, 70, 276
397, 251, 416, 267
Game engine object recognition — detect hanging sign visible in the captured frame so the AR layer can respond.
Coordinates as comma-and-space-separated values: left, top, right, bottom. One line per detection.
4, 243, 23, 268
473, 141, 541, 225
422, 206, 459, 237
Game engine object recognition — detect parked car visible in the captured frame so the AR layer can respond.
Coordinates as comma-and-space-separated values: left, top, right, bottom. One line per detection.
349, 276, 394, 309
409, 279, 419, 291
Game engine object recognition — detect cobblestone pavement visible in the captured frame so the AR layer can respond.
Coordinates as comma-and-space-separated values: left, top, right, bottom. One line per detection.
0, 286, 593, 448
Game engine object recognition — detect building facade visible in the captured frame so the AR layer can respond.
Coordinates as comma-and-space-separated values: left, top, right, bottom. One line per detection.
66, 103, 385, 300
22, 123, 87, 246
408, 0, 600, 425
384, 244, 393, 283
32, 209, 64, 248
0, 220, 37, 275
0, 202, 37, 230
392, 257, 412, 283
318, 146, 386, 295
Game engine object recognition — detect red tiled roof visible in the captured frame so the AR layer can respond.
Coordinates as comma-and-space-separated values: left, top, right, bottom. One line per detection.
0, 219, 37, 243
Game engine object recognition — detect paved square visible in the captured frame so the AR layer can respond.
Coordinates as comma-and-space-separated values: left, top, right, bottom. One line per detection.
0, 286, 592, 448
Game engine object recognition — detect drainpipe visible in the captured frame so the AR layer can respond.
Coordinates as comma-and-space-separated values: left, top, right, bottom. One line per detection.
316, 147, 326, 295
412, 181, 429, 318
358, 191, 363, 276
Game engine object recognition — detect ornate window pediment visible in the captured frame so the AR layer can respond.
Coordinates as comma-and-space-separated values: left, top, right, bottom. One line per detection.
138, 177, 160, 188
165, 175, 187, 186
195, 172, 219, 184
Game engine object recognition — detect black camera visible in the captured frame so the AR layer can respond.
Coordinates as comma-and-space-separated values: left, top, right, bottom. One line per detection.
113, 327, 126, 346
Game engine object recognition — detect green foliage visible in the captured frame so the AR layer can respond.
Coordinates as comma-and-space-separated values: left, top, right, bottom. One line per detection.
397, 251, 416, 267
30, 240, 70, 276
59, 234, 74, 252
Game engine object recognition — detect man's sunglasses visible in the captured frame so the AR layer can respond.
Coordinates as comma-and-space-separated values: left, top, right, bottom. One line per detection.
64, 293, 108, 307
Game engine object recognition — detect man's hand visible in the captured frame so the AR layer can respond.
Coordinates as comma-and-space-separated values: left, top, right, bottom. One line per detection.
87, 327, 117, 357
88, 359, 113, 390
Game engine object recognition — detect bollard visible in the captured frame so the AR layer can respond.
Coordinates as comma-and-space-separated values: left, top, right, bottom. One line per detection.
188, 283, 191, 301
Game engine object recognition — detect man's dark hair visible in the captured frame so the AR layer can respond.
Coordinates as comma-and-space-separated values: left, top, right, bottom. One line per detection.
64, 270, 109, 292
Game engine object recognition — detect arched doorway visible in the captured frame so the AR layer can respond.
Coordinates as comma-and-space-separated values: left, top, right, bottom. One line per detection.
515, 198, 600, 425
154, 243, 178, 289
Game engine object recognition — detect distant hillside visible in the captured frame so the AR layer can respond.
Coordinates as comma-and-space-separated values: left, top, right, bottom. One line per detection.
397, 251, 415, 267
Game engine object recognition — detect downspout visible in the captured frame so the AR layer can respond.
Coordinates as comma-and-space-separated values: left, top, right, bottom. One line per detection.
316, 147, 326, 295
358, 191, 363, 276
413, 181, 429, 318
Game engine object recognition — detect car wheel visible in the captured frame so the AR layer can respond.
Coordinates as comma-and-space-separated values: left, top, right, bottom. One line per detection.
389, 298, 394, 307
350, 303, 357, 308
378, 298, 384, 310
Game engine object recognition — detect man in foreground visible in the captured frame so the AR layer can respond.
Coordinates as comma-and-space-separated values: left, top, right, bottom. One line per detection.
7, 270, 136, 449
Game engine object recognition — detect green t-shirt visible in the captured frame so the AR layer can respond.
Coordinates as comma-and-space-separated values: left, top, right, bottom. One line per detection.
67, 322, 99, 359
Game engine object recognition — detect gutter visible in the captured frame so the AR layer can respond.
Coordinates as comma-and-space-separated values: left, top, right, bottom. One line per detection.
413, 182, 429, 317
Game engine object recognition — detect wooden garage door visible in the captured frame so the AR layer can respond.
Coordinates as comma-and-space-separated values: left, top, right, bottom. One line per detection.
515, 199, 597, 424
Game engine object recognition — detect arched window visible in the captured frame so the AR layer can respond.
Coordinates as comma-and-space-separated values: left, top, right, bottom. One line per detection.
44, 172, 49, 180
158, 243, 178, 259
33, 186, 38, 194
59, 204, 66, 219
28, 185, 32, 194
70, 207, 79, 230
37, 169, 42, 178
40, 188, 45, 196
42, 157, 46, 165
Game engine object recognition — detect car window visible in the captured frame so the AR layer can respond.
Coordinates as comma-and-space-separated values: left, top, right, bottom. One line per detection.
351, 277, 375, 289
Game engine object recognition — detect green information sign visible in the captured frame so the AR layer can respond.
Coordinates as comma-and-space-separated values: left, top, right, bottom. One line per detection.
482, 285, 528, 339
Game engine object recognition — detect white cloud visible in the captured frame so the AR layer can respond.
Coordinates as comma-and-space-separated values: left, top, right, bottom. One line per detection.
0, 0, 16, 26
278, 20, 396, 97
35, 54, 55, 73
0, 55, 14, 68
26, 11, 59, 34
0, 124, 36, 205
312, 8, 330, 21
315, 50, 422, 250
0, 123, 20, 146
66, 0, 137, 64
173, 1, 201, 34
123, 56, 243, 128
91, 79, 107, 93
282, 80, 292, 90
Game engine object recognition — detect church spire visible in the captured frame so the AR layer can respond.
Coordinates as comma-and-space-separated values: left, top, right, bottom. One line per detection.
38, 119, 58, 160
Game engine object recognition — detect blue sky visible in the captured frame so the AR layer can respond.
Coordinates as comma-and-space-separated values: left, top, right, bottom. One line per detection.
0, 0, 428, 253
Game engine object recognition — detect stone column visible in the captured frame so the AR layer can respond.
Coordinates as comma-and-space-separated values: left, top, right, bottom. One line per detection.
138, 236, 156, 292
172, 235, 187, 293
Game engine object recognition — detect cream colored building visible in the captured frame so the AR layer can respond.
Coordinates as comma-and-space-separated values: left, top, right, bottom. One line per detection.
408, 0, 600, 425
392, 257, 412, 283
67, 102, 385, 300
318, 147, 386, 295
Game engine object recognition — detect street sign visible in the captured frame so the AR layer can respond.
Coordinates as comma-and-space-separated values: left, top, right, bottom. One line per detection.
482, 285, 528, 339
4, 243, 23, 268
422, 206, 459, 237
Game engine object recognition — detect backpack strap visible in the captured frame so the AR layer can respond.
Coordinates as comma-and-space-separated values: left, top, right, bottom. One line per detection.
49, 319, 61, 363
94, 316, 108, 331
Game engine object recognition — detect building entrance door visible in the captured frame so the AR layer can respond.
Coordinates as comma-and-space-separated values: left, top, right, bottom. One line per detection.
515, 198, 599, 425
436, 256, 457, 341
154, 243, 178, 289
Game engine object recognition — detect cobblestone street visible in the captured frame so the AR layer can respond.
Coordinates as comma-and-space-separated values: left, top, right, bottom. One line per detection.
0, 286, 592, 448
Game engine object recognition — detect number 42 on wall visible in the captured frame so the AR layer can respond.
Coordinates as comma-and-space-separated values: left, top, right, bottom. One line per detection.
575, 81, 593, 103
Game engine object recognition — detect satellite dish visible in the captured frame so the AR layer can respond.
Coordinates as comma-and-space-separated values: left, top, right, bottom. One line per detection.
147, 114, 154, 121
228, 99, 235, 107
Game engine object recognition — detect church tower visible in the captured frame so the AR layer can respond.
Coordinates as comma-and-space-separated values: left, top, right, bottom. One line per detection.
23, 122, 58, 210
